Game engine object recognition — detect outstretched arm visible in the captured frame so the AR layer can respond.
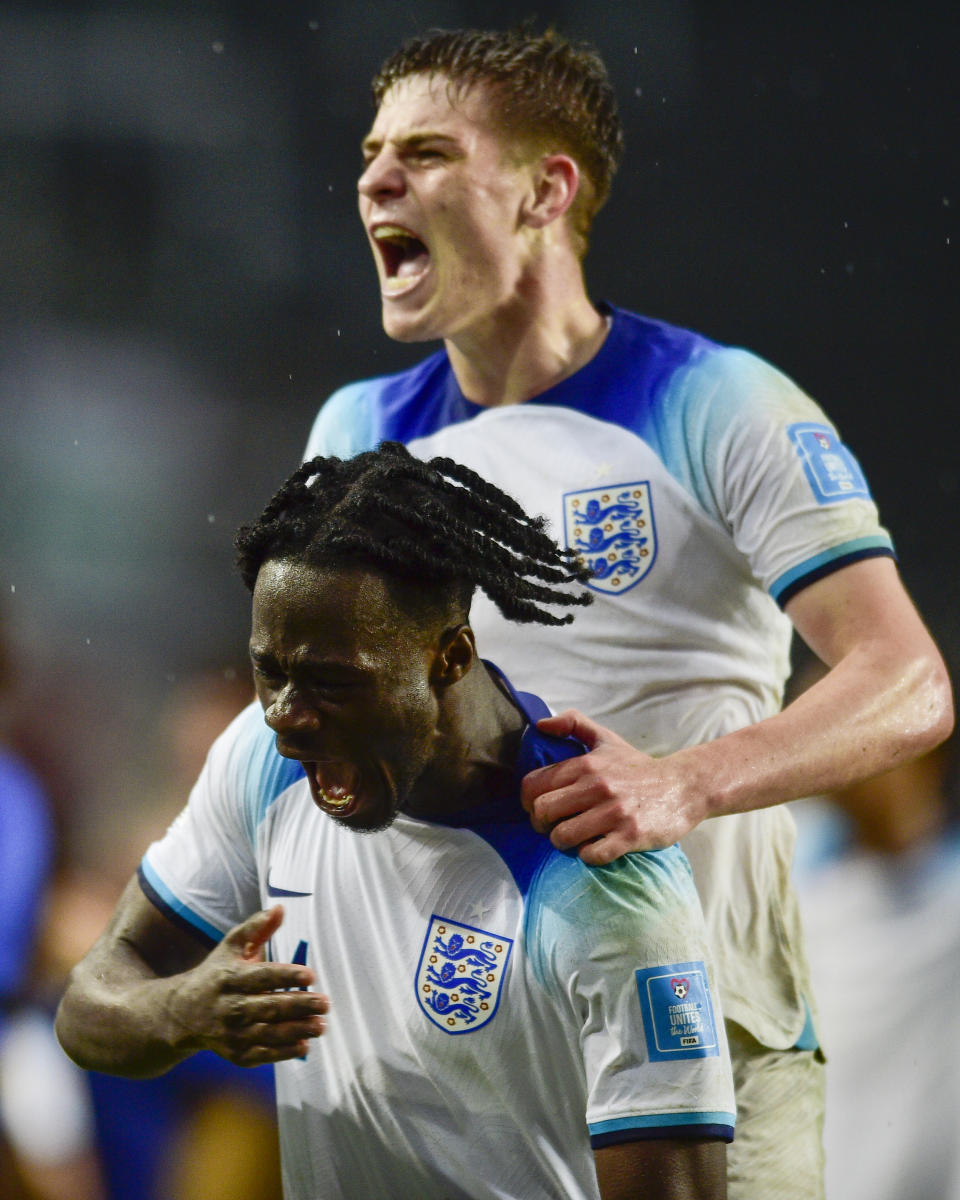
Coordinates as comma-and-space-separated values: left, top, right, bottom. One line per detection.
55, 875, 329, 1077
523, 557, 954, 864
594, 1139, 726, 1200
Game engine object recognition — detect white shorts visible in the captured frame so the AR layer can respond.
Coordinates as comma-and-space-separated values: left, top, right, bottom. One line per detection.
726, 1020, 826, 1200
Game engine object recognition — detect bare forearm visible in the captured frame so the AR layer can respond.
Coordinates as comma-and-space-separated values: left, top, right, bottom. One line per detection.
594, 1139, 726, 1199
56, 881, 328, 1076
688, 637, 953, 820
55, 946, 195, 1078
527, 563, 953, 863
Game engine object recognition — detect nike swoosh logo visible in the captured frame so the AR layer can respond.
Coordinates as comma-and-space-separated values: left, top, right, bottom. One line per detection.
266, 871, 313, 898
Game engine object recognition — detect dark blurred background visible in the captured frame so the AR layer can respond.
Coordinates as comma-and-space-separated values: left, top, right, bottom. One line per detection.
0, 0, 956, 854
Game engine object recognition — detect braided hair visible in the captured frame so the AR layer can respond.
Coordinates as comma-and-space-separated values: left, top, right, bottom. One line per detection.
235, 442, 592, 627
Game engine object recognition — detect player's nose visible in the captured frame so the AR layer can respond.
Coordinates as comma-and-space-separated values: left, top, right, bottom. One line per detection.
264, 684, 320, 742
358, 150, 405, 202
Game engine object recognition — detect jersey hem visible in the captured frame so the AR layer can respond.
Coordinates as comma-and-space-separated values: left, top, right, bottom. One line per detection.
770, 539, 895, 608
137, 861, 221, 948
589, 1112, 735, 1147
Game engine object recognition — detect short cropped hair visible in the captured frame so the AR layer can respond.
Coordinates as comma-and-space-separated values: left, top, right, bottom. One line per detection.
371, 26, 624, 255
235, 442, 592, 628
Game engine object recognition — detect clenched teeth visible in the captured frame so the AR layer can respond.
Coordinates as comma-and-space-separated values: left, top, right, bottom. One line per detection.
318, 787, 354, 811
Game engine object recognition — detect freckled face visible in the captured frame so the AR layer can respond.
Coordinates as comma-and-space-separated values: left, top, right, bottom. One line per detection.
357, 73, 537, 345
249, 560, 442, 833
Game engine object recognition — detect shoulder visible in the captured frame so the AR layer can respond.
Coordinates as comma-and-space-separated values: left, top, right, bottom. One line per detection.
608, 306, 817, 421
202, 701, 305, 842
304, 350, 450, 459
531, 842, 698, 925
525, 843, 707, 985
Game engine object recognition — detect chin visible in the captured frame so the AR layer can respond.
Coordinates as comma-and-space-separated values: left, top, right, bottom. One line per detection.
335, 807, 399, 836
381, 310, 442, 344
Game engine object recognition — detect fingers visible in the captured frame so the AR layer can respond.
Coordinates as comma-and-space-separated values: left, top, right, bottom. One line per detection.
224, 905, 285, 962
521, 752, 618, 829
220, 989, 330, 1028
535, 709, 608, 747
521, 753, 597, 817
227, 960, 317, 994
212, 987, 330, 1066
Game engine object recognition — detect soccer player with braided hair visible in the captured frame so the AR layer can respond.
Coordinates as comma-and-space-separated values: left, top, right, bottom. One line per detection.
235, 441, 594, 626
300, 24, 954, 1198
57, 444, 735, 1199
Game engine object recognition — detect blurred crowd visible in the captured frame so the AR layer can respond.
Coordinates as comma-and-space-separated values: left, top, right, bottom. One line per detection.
0, 616, 283, 1200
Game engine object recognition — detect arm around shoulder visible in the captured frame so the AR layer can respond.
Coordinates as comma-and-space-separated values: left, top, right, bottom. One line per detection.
524, 557, 953, 860
55, 874, 329, 1077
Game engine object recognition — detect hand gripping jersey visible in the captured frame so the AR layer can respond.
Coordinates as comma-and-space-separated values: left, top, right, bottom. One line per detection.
141, 671, 734, 1200
304, 305, 895, 1047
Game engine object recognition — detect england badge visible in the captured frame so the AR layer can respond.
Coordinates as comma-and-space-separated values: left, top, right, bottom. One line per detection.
415, 914, 513, 1035
562, 482, 657, 595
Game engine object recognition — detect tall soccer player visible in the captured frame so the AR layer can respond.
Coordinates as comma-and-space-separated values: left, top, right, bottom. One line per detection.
57, 444, 735, 1200
302, 27, 954, 1198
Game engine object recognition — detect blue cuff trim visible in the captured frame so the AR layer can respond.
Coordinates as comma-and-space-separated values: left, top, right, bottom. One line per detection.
589, 1112, 736, 1147
138, 860, 222, 948
770, 537, 895, 607
591, 1123, 734, 1147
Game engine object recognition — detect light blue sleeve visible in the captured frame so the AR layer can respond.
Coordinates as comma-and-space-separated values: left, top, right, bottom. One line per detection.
649, 346, 893, 598
303, 382, 382, 462
140, 702, 303, 942
525, 844, 735, 1138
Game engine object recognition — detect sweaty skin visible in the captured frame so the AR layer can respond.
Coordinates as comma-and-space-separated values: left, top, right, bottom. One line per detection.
521, 557, 953, 864
357, 76, 953, 862
55, 878, 329, 1077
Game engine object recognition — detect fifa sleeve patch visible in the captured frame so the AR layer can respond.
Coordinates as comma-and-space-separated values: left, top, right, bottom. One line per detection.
635, 961, 720, 1061
788, 422, 872, 505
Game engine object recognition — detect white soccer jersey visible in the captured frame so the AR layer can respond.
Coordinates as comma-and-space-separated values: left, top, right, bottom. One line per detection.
141, 675, 734, 1200
303, 305, 894, 1047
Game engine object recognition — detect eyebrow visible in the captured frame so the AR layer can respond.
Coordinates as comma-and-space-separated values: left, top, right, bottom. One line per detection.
249, 645, 369, 678
361, 131, 461, 157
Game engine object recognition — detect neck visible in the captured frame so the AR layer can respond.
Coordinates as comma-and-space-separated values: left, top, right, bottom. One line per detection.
444, 266, 609, 408
404, 662, 526, 818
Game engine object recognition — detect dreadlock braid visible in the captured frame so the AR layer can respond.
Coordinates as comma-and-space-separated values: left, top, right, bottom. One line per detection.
235, 442, 592, 627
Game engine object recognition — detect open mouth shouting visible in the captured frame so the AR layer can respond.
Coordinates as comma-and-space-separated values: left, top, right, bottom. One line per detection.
371, 224, 430, 295
304, 760, 363, 820
303, 759, 400, 834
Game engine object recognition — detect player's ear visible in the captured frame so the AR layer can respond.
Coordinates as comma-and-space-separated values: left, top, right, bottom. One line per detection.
521, 154, 580, 229
430, 625, 476, 689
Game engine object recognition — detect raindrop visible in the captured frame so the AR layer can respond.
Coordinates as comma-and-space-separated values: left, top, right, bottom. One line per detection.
207, 513, 216, 524
211, 41, 225, 55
